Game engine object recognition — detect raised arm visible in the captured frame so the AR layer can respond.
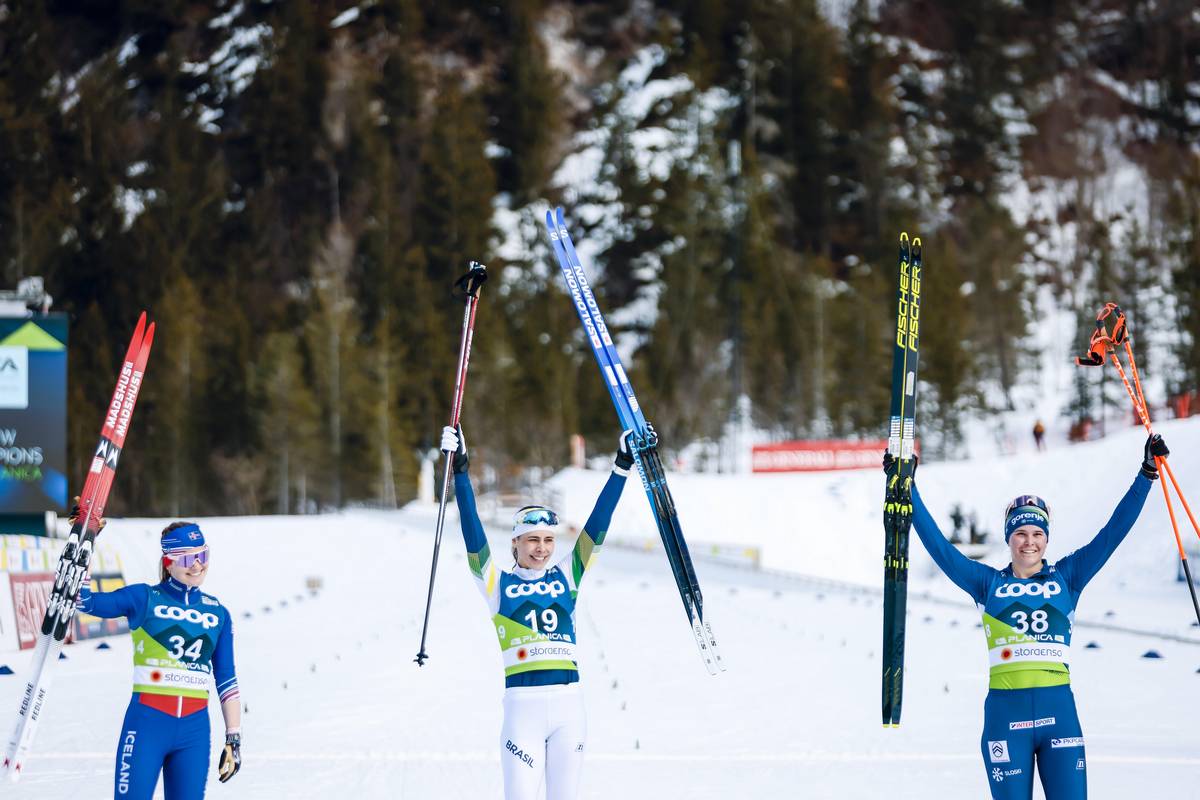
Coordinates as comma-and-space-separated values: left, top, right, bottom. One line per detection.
1056, 436, 1164, 593
911, 483, 995, 604
77, 580, 148, 628
1057, 473, 1153, 594
562, 430, 634, 594
444, 425, 501, 613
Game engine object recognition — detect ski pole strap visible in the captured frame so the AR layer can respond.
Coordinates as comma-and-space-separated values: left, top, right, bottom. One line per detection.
455, 262, 489, 298
1096, 302, 1128, 344
1075, 304, 1126, 367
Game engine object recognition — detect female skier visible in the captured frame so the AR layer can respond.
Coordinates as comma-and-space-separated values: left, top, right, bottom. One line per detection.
887, 432, 1169, 799
440, 423, 634, 800
76, 513, 242, 799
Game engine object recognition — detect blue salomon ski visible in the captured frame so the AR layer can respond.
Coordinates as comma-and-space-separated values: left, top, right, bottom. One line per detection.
544, 207, 722, 675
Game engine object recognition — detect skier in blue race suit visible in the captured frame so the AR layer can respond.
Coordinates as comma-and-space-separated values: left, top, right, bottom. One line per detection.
440, 423, 632, 800
889, 433, 1168, 800
76, 515, 242, 800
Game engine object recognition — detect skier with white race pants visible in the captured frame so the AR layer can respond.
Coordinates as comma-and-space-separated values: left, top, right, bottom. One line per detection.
441, 424, 631, 800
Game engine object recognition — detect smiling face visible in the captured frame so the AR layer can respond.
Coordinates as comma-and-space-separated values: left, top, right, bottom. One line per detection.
1008, 527, 1047, 576
165, 546, 210, 587
512, 532, 556, 570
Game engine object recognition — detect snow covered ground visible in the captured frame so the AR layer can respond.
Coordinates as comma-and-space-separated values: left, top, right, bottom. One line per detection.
2, 417, 1199, 798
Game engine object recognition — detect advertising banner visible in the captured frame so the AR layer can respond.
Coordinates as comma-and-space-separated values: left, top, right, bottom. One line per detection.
10, 572, 56, 650
751, 440, 892, 473
0, 315, 68, 514
7, 571, 128, 650
72, 572, 130, 641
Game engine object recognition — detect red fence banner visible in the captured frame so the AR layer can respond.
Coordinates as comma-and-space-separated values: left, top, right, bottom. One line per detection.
7, 571, 128, 649
752, 440, 892, 473
10, 572, 55, 650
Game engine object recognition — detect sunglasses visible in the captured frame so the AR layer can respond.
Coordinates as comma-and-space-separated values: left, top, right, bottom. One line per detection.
163, 547, 210, 569
513, 506, 559, 528
1005, 494, 1051, 521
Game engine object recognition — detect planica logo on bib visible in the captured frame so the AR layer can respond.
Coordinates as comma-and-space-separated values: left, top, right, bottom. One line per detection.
505, 580, 566, 599
153, 605, 219, 629
995, 582, 1061, 598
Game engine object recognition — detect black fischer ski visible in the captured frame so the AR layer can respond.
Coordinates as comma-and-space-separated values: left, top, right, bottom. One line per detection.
883, 233, 922, 727
544, 207, 723, 675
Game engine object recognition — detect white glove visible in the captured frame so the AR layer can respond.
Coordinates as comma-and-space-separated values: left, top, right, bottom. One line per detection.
441, 425, 459, 453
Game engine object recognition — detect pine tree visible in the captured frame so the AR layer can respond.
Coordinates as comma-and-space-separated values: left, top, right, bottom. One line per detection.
492, 0, 561, 203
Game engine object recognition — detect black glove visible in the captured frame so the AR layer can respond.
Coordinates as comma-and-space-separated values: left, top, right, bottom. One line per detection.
883, 452, 918, 477
441, 425, 469, 474
615, 429, 635, 472
1141, 433, 1169, 480
67, 495, 106, 531
218, 732, 241, 783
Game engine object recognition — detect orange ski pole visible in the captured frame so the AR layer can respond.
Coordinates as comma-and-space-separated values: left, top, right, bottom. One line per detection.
1079, 304, 1200, 625
1123, 339, 1200, 543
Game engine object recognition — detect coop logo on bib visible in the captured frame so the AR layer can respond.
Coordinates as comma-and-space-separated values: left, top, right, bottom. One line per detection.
153, 605, 220, 629
996, 582, 1060, 598
505, 580, 566, 599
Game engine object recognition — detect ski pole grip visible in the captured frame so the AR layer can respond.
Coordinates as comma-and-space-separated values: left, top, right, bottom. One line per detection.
455, 262, 489, 297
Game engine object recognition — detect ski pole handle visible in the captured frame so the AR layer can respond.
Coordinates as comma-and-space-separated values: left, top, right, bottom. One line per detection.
455, 262, 489, 298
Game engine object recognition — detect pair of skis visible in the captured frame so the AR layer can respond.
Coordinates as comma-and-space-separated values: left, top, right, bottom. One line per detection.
4, 313, 155, 780
543, 207, 723, 676
882, 233, 922, 727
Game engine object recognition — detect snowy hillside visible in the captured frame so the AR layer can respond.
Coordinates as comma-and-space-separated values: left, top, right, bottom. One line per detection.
2, 418, 1199, 798
551, 416, 1200, 629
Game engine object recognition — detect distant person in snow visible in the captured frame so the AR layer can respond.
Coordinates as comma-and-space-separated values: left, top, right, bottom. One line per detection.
441, 423, 633, 800
950, 504, 966, 545
969, 512, 989, 546
1033, 420, 1047, 451
885, 433, 1168, 800
76, 511, 242, 799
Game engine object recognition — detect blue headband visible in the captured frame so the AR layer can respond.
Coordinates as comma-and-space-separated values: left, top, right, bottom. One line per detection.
1005, 507, 1049, 543
161, 523, 206, 553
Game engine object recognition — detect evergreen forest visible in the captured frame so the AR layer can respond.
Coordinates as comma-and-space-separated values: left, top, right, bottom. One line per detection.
1, 0, 1198, 514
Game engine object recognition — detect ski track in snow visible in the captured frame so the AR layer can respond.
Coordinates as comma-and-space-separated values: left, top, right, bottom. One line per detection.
3, 419, 1200, 798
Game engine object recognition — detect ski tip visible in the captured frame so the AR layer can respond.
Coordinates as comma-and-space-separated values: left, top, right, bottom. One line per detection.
555, 206, 566, 227
899, 231, 909, 243
912, 236, 922, 248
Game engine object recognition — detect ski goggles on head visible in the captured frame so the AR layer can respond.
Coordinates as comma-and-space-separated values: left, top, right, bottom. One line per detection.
512, 505, 560, 538
1005, 494, 1051, 520
163, 547, 210, 569
1004, 494, 1051, 541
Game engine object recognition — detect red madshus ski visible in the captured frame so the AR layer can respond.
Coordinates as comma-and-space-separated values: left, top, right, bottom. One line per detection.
4, 313, 155, 780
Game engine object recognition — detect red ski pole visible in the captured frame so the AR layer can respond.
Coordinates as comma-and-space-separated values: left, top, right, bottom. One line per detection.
415, 262, 488, 667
